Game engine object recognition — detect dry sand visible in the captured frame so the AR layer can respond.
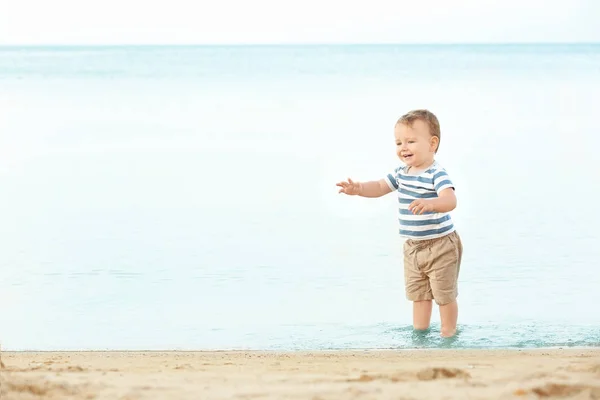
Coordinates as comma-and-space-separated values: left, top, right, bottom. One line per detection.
1, 348, 600, 399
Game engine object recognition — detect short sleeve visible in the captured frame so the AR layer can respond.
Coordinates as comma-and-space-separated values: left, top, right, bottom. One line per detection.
432, 168, 455, 193
384, 166, 402, 191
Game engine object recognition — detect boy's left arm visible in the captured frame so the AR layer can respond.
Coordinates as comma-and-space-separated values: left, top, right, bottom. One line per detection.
409, 188, 457, 215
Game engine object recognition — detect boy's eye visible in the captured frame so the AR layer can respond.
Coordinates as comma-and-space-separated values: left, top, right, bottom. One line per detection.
408, 141, 415, 144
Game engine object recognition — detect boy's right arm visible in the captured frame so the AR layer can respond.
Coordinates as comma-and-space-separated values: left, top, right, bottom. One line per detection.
358, 179, 393, 198
337, 178, 392, 198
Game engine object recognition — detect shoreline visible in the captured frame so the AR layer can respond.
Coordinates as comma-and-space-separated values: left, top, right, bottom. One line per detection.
3, 344, 599, 353
3, 348, 600, 399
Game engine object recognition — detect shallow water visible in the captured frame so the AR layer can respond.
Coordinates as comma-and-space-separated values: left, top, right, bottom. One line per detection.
0, 44, 599, 350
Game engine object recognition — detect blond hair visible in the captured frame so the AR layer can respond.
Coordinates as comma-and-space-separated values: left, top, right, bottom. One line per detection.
396, 109, 441, 152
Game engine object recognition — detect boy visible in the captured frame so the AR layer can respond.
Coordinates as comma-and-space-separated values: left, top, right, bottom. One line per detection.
336, 109, 463, 338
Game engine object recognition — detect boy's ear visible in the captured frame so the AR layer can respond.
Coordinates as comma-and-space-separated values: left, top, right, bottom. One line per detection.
430, 136, 439, 152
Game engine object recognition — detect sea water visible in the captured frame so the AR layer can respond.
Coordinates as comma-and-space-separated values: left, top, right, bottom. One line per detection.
0, 44, 599, 350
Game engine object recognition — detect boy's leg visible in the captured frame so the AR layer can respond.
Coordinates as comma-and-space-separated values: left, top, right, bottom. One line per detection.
404, 240, 434, 330
439, 300, 458, 337
413, 300, 432, 330
426, 231, 463, 337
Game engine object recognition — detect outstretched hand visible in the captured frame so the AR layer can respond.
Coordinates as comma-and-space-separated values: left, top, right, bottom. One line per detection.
336, 178, 362, 195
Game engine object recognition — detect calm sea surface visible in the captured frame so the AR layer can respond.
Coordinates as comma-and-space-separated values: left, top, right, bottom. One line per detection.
1, 44, 599, 350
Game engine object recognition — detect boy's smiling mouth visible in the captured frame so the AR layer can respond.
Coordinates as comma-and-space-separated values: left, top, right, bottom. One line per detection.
402, 153, 414, 160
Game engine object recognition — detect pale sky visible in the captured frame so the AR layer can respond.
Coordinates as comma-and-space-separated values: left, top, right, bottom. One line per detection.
1, 0, 599, 45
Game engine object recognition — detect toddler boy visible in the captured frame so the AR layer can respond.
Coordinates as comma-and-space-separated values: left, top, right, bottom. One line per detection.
336, 109, 463, 337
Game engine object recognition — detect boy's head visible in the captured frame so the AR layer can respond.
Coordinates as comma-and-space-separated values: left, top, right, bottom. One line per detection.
394, 109, 441, 168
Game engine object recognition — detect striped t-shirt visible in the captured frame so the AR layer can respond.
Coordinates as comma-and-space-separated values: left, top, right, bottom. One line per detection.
384, 161, 456, 240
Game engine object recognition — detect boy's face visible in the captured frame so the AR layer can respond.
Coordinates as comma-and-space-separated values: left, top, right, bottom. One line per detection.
394, 120, 438, 168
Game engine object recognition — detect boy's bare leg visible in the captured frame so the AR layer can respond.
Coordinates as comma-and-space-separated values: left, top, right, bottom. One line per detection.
413, 300, 432, 330
439, 300, 458, 337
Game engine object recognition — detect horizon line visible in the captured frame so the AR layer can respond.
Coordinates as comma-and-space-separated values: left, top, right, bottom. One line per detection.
1, 41, 599, 48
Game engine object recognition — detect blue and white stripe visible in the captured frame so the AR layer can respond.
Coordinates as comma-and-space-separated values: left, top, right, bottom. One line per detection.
384, 161, 455, 240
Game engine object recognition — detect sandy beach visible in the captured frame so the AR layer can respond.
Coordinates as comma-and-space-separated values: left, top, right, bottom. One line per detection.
1, 348, 600, 399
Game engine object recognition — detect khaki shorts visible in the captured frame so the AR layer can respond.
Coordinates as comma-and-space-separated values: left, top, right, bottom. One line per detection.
403, 231, 463, 306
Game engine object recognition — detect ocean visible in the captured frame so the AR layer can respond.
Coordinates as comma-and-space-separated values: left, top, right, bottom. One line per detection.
1, 44, 599, 351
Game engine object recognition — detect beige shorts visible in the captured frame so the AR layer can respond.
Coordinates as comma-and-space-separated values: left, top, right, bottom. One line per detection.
403, 231, 463, 306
